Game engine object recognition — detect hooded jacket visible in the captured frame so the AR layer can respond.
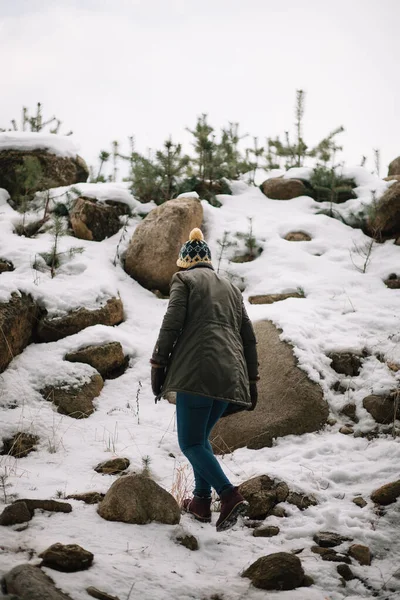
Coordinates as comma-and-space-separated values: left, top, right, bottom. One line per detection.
152, 263, 258, 407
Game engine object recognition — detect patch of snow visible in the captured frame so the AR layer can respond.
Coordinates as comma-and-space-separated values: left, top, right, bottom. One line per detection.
176, 191, 199, 199
0, 132, 80, 158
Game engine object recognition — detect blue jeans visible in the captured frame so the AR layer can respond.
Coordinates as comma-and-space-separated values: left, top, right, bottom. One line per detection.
176, 392, 233, 497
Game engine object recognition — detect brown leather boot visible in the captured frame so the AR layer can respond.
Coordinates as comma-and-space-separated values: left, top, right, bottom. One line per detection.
216, 487, 248, 532
182, 496, 212, 523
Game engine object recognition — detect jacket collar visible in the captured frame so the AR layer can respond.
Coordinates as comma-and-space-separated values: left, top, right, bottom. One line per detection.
186, 263, 214, 272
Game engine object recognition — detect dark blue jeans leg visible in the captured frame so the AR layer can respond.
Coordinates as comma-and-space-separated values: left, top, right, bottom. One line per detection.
176, 392, 233, 497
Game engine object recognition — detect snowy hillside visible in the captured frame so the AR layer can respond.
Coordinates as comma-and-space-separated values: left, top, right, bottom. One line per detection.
0, 170, 399, 600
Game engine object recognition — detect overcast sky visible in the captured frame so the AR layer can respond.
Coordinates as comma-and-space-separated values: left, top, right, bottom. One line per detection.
1, 0, 399, 176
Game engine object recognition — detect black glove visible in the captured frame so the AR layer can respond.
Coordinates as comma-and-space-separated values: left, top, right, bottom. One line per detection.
248, 382, 258, 411
151, 366, 166, 397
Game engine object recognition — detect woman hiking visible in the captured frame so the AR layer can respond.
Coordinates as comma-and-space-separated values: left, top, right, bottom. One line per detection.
150, 228, 259, 532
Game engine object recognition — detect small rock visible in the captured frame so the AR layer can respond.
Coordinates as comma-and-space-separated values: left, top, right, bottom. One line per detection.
284, 232, 311, 242
269, 505, 287, 518
87, 587, 120, 600
352, 496, 367, 508
329, 352, 362, 377
66, 492, 105, 504
339, 426, 354, 435
0, 259, 14, 273
363, 394, 400, 424
94, 458, 130, 475
337, 563, 355, 581
253, 525, 280, 538
248, 293, 304, 305
1, 433, 39, 458
348, 544, 371, 566
39, 542, 93, 572
3, 564, 72, 600
371, 480, 400, 505
239, 475, 289, 519
327, 417, 337, 426
0, 502, 32, 526
287, 491, 318, 510
175, 533, 199, 551
313, 531, 352, 548
311, 546, 351, 563
384, 277, 400, 289
340, 403, 358, 423
242, 552, 310, 591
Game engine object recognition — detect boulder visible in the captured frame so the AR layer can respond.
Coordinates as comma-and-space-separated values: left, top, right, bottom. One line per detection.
0, 259, 14, 273
371, 480, 400, 505
242, 552, 311, 591
65, 342, 128, 379
41, 374, 104, 418
39, 543, 93, 572
368, 181, 400, 239
1, 433, 39, 458
0, 148, 88, 202
0, 293, 39, 373
248, 292, 304, 305
363, 393, 399, 424
70, 197, 129, 241
211, 321, 328, 452
97, 473, 180, 525
284, 231, 311, 242
388, 156, 400, 176
260, 178, 308, 200
0, 502, 32, 526
2, 564, 72, 600
124, 196, 203, 295
94, 457, 130, 475
329, 352, 362, 376
238, 475, 289, 519
348, 544, 371, 566
36, 297, 124, 342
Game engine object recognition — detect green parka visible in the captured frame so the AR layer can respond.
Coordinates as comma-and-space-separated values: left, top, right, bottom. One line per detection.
152, 263, 258, 407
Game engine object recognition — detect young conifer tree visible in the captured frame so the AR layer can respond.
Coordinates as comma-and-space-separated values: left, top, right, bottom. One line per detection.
155, 137, 190, 201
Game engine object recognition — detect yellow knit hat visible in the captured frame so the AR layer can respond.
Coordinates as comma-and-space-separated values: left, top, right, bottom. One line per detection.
176, 228, 212, 268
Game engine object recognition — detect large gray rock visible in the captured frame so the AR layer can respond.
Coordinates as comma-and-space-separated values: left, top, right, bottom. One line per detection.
0, 502, 32, 526
97, 473, 180, 525
36, 297, 124, 342
39, 543, 93, 572
2, 564, 73, 600
0, 148, 88, 204
124, 197, 203, 295
260, 178, 308, 200
211, 321, 328, 452
371, 480, 400, 505
238, 475, 289, 519
0, 293, 38, 374
363, 393, 400, 424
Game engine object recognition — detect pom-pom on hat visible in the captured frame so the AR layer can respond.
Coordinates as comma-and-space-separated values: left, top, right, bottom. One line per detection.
177, 228, 212, 268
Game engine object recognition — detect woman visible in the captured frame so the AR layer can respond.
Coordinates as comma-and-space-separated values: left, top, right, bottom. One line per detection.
151, 228, 259, 532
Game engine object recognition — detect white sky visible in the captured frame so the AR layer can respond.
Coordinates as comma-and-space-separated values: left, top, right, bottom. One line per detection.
1, 0, 399, 176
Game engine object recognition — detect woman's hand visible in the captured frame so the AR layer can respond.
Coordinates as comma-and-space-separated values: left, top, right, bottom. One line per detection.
249, 382, 258, 411
150, 361, 166, 397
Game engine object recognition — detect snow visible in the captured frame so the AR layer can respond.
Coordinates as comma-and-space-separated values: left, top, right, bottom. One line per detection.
0, 132, 80, 158
0, 170, 399, 600
35, 182, 145, 212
